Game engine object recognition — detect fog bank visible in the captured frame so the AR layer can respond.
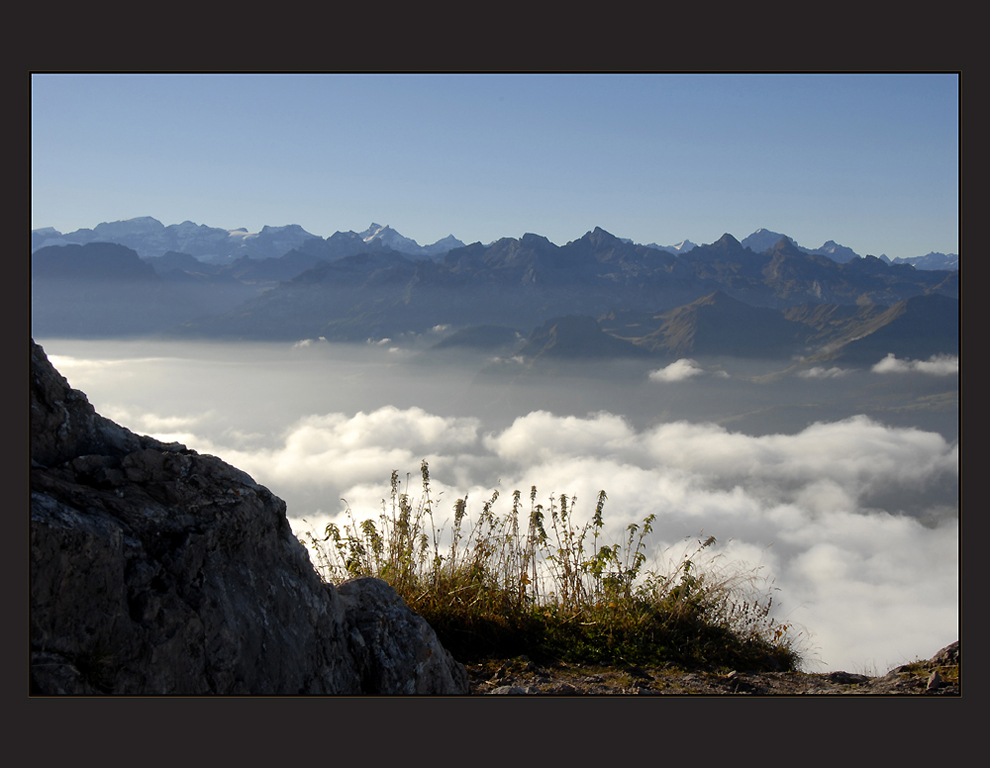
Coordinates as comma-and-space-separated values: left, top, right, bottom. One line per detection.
38, 338, 958, 672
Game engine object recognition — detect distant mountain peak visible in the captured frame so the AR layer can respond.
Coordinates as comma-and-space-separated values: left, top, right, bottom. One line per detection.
359, 223, 388, 239
767, 237, 808, 257
645, 239, 697, 255
520, 232, 555, 247
712, 233, 743, 249
586, 226, 622, 246
811, 240, 860, 263
741, 228, 798, 253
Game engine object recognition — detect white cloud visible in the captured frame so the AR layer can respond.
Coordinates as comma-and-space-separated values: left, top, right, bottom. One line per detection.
292, 337, 330, 349
872, 353, 958, 376
799, 366, 849, 378
483, 410, 634, 465
648, 358, 706, 383
102, 406, 214, 434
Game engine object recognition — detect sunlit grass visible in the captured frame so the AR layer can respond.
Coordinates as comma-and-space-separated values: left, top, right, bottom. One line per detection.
300, 461, 803, 672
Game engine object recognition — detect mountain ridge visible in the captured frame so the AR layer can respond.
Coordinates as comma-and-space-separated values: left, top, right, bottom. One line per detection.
33, 229, 957, 351
32, 217, 957, 269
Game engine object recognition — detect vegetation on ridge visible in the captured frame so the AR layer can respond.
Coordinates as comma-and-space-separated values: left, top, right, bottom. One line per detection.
301, 461, 803, 672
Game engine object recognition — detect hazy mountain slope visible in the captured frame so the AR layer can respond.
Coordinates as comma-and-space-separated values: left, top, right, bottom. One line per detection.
430, 325, 522, 351
612, 291, 807, 359
32, 243, 263, 337
33, 242, 158, 280
516, 315, 652, 360
831, 293, 959, 364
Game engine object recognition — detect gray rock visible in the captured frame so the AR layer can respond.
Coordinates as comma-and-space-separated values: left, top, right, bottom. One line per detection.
337, 577, 469, 695
826, 671, 870, 685
489, 685, 537, 695
929, 640, 959, 667
29, 340, 468, 695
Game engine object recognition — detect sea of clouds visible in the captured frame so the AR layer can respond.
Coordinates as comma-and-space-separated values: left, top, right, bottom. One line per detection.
42, 340, 959, 673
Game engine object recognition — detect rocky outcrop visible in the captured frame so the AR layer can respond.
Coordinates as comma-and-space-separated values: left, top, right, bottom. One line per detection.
29, 340, 468, 695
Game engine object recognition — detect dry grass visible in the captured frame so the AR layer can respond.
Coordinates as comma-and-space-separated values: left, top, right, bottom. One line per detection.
300, 461, 803, 671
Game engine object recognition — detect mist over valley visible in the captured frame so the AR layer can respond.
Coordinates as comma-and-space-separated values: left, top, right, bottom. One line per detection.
35, 325, 958, 674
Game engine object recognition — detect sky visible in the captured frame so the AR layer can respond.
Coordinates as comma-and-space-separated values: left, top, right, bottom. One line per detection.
31, 73, 959, 261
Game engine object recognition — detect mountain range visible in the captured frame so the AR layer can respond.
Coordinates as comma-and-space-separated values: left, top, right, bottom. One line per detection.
31, 218, 466, 265
30, 220, 959, 368
31, 217, 958, 270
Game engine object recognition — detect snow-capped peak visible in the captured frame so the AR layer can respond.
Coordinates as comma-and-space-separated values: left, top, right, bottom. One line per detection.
359, 223, 387, 242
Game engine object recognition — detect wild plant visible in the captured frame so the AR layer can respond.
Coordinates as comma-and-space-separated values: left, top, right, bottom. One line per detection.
300, 461, 802, 671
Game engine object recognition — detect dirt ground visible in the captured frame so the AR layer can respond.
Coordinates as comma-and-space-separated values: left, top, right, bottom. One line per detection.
466, 641, 960, 695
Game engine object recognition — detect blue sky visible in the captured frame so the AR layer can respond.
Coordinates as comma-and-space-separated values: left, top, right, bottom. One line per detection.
31, 73, 959, 260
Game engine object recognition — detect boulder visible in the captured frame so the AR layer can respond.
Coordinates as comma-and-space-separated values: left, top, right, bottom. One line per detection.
29, 340, 468, 695
338, 577, 470, 695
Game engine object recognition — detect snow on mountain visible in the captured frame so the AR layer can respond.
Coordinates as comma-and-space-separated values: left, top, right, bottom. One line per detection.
740, 228, 800, 254
30, 217, 321, 263
358, 223, 424, 254
891, 252, 959, 271
30, 217, 468, 263
355, 223, 465, 259
92, 216, 166, 238
740, 229, 869, 263
643, 240, 698, 255
422, 234, 467, 258
812, 240, 861, 263
666, 239, 698, 254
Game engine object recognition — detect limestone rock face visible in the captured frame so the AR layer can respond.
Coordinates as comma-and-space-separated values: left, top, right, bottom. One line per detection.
29, 340, 468, 695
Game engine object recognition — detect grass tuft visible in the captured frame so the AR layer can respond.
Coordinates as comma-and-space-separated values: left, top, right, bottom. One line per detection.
300, 461, 803, 672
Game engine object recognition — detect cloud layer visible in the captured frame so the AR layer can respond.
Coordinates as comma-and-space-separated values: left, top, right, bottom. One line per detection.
140, 404, 958, 674
872, 353, 959, 376
43, 340, 958, 674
